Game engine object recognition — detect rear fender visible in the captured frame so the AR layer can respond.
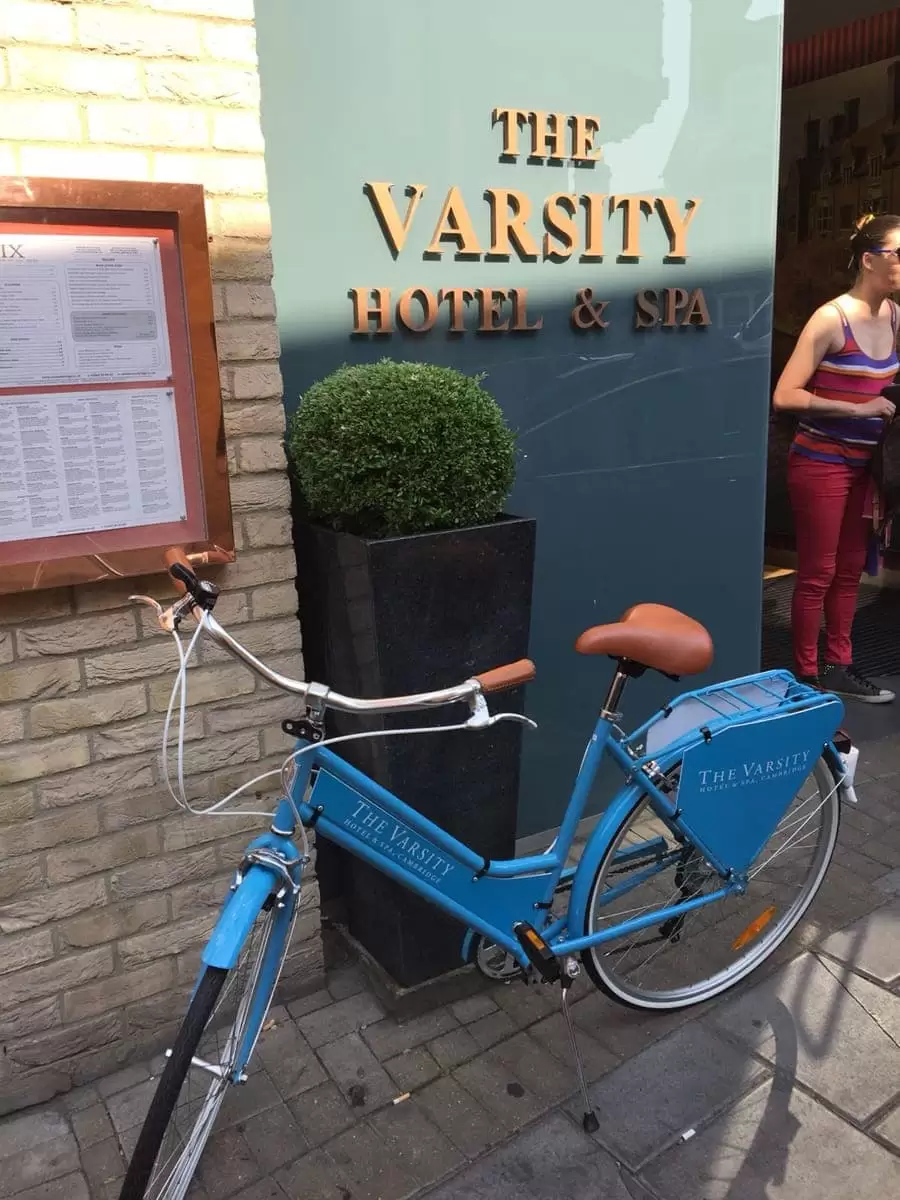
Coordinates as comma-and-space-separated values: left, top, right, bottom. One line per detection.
824, 736, 859, 805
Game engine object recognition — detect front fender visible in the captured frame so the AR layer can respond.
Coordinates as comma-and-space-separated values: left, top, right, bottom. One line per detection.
566, 783, 645, 943
202, 865, 280, 970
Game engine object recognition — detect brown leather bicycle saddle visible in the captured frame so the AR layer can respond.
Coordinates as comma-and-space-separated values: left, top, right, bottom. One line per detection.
575, 603, 714, 677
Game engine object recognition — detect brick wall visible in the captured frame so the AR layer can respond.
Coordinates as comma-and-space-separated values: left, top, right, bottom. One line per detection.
0, 0, 322, 1115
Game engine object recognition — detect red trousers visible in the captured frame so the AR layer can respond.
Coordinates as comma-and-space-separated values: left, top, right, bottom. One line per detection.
788, 452, 871, 677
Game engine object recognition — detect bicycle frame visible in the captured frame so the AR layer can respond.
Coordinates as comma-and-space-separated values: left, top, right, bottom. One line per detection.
260, 711, 734, 969
198, 668, 846, 1081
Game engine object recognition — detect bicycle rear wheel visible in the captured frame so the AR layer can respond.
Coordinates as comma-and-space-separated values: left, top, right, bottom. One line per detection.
119, 897, 291, 1200
581, 755, 840, 1010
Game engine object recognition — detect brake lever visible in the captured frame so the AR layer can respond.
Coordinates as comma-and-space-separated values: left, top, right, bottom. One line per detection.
129, 593, 196, 633
466, 693, 537, 731
489, 713, 538, 730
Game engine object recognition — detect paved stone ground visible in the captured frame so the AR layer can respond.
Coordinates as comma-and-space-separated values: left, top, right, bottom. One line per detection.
3, 694, 900, 1199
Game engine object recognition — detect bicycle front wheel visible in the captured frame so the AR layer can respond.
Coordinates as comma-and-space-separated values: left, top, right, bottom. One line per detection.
581, 755, 841, 1010
120, 897, 292, 1200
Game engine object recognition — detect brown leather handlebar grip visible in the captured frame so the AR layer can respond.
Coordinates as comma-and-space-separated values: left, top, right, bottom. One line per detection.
474, 659, 537, 694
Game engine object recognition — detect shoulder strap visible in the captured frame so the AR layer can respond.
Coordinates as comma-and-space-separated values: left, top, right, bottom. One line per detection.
830, 300, 851, 329
828, 301, 853, 351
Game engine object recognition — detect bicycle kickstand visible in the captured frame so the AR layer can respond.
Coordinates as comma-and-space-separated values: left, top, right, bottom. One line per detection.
560, 961, 599, 1135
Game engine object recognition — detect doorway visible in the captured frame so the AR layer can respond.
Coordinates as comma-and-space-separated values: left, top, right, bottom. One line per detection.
762, 2, 900, 676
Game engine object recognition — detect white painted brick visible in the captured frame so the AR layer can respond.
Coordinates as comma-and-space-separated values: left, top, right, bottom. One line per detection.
77, 6, 202, 57
18, 144, 151, 182
0, 2, 75, 46
98, 788, 181, 832
3, 947, 114, 1006
0, 671, 72, 734
238, 435, 286, 474
224, 401, 285, 439
91, 713, 195, 763
0, 97, 81, 143
0, 805, 100, 859
0, 144, 17, 174
215, 197, 271, 239
212, 110, 265, 153
0, 735, 90, 786
88, 101, 209, 149
202, 21, 257, 64
176, 729, 260, 776
0, 590, 71, 625
243, 514, 293, 551
37, 756, 157, 810
219, 549, 297, 590
119, 912, 215, 970
0, 856, 42, 906
230, 365, 283, 402
0, 784, 35, 826
58, 896, 169, 951
85, 640, 183, 686
8, 47, 144, 98
17, 612, 136, 658
0, 707, 26, 746
217, 320, 280, 362
204, 693, 291, 736
64, 960, 175, 1023
47, 826, 163, 886
0, 995, 60, 1042
170, 871, 234, 919
229, 472, 291, 513
223, 282, 276, 319
31, 684, 147, 738
250, 581, 298, 619
0, 930, 55, 977
145, 61, 258, 106
160, 811, 260, 857
149, 0, 254, 16
154, 151, 266, 194
109, 843, 220, 901
148, 662, 255, 712
5, 1012, 122, 1071
261, 725, 295, 758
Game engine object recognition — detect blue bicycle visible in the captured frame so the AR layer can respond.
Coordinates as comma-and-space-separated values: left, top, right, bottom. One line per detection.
121, 555, 857, 1199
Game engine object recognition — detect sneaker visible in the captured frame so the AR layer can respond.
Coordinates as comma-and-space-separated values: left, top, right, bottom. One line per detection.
821, 663, 895, 705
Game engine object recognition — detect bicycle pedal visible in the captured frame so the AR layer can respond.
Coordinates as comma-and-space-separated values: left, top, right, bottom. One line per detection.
513, 922, 561, 983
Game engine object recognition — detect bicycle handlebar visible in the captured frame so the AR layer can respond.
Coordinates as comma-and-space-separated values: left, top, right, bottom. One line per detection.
157, 548, 535, 716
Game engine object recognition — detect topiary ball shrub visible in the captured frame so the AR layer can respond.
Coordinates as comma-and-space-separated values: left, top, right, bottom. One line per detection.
288, 360, 517, 538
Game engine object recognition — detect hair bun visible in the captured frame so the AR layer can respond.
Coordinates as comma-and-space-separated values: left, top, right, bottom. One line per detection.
854, 212, 876, 236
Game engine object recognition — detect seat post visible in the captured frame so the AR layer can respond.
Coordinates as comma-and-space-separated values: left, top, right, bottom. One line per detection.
600, 662, 631, 720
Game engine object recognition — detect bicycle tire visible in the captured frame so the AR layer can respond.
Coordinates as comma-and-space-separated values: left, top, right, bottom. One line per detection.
581, 755, 841, 1010
119, 892, 291, 1200
119, 966, 226, 1199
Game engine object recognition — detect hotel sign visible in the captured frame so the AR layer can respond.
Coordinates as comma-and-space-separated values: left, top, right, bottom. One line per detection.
351, 107, 710, 334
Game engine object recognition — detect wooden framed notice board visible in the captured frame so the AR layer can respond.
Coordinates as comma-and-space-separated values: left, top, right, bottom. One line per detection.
0, 177, 234, 594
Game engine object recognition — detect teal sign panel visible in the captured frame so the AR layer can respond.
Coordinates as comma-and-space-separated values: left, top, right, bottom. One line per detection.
256, 0, 784, 837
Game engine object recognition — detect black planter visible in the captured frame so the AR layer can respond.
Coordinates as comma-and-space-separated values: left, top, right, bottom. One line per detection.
294, 516, 536, 987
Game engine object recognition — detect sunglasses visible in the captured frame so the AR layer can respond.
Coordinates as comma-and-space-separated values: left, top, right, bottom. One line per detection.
868, 247, 900, 260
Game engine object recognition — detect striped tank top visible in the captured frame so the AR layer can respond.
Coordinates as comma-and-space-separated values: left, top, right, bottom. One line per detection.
792, 300, 899, 467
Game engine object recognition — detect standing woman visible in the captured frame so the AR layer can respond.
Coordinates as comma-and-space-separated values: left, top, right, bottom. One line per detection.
773, 214, 900, 702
